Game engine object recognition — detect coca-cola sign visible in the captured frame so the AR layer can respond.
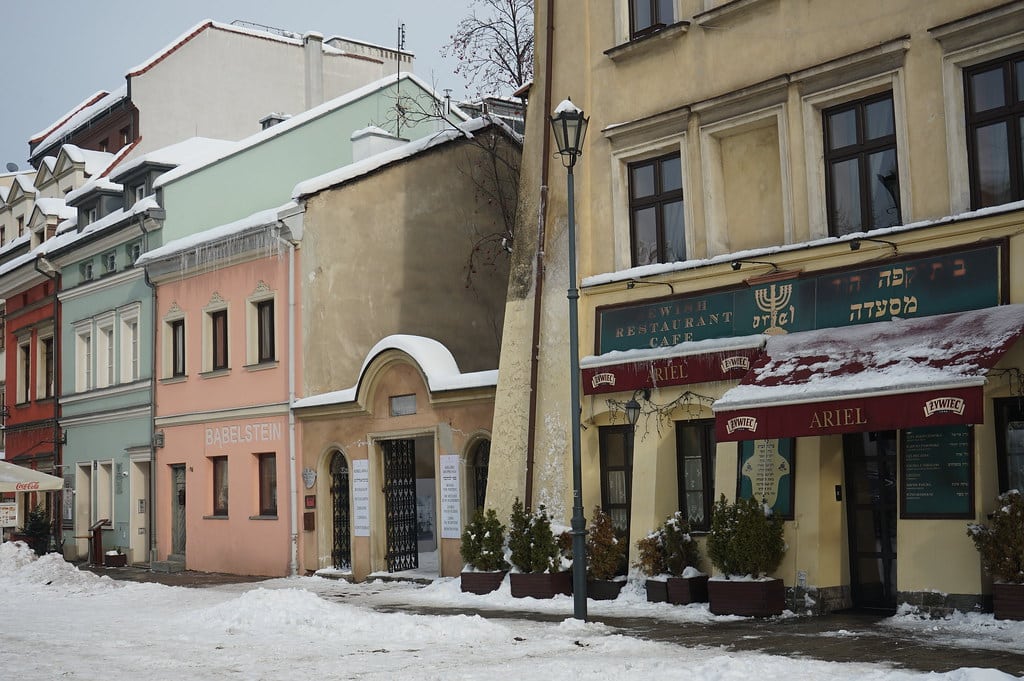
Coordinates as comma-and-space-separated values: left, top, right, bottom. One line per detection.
15, 481, 40, 491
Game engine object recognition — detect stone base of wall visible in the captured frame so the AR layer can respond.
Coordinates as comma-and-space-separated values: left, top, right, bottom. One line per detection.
897, 591, 991, 617
786, 585, 851, 615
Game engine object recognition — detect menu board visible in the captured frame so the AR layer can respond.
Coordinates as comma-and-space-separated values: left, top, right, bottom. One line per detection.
352, 459, 370, 537
900, 425, 974, 519
439, 455, 461, 539
737, 439, 795, 519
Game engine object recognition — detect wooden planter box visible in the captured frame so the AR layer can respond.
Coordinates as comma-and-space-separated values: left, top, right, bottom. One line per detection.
587, 578, 625, 600
993, 582, 1024, 620
645, 579, 668, 603
708, 578, 785, 616
104, 553, 128, 568
667, 574, 709, 605
509, 571, 572, 599
460, 570, 507, 595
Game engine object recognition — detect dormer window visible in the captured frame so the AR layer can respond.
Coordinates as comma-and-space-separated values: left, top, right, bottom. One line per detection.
80, 262, 94, 281
103, 251, 117, 273
85, 208, 97, 226
134, 184, 146, 204
127, 241, 142, 264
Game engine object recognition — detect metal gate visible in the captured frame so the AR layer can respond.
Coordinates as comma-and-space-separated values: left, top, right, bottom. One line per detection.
330, 453, 351, 569
382, 439, 418, 572
171, 465, 186, 556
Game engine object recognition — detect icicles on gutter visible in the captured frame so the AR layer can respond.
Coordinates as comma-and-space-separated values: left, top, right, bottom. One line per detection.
174, 226, 282, 279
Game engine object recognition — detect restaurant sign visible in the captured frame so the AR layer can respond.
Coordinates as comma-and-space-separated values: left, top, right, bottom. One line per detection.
597, 245, 1000, 353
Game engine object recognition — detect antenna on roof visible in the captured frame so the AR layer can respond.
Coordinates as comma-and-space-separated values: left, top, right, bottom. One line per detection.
5, 162, 18, 172
396, 22, 407, 138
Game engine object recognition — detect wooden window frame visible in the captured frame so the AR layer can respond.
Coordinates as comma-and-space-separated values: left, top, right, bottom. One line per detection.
256, 299, 275, 363
257, 453, 277, 517
628, 152, 685, 266
964, 51, 1024, 209
170, 319, 185, 377
629, 0, 674, 40
210, 309, 228, 371
675, 419, 716, 532
211, 456, 229, 516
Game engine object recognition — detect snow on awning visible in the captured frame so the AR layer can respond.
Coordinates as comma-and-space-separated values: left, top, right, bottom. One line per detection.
713, 304, 1024, 441
580, 335, 767, 395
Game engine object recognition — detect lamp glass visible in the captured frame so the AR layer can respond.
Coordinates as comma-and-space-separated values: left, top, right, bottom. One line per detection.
625, 398, 641, 427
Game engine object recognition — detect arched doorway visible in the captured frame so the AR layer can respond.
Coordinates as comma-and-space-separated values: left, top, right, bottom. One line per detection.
471, 439, 490, 512
330, 452, 351, 569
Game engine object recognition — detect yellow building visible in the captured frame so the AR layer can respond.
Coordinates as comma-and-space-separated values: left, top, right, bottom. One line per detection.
489, 0, 1024, 613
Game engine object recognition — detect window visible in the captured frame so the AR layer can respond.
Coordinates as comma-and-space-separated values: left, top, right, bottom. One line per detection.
629, 153, 685, 266
17, 215, 23, 236
390, 394, 416, 416
17, 341, 30, 403
823, 92, 900, 236
38, 335, 54, 399
256, 299, 274, 363
630, 0, 674, 39
964, 52, 1024, 208
210, 309, 228, 371
97, 324, 114, 388
103, 251, 116, 273
1, 226, 5, 245
599, 425, 633, 535
120, 311, 140, 383
85, 209, 97, 226
75, 329, 93, 392
675, 420, 715, 531
80, 262, 93, 281
121, 127, 131, 145
133, 185, 146, 204
127, 241, 142, 264
170, 319, 185, 377
994, 398, 1024, 493
211, 456, 228, 516
257, 453, 277, 516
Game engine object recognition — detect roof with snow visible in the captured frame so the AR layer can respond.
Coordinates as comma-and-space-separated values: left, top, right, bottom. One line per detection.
31, 87, 128, 157
293, 335, 498, 410
293, 115, 520, 199
30, 90, 111, 144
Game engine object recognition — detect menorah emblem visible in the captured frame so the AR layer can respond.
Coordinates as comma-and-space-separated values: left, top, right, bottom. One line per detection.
753, 283, 794, 334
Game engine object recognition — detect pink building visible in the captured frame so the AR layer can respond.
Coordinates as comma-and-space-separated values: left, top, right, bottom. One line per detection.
142, 212, 301, 576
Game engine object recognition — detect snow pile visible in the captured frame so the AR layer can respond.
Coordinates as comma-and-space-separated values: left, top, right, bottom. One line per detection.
887, 606, 1024, 654
0, 542, 109, 593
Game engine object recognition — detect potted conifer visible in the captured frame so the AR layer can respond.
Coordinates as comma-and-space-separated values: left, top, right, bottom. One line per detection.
585, 507, 627, 600
460, 508, 509, 594
16, 506, 52, 556
706, 495, 786, 616
662, 511, 708, 605
968, 489, 1024, 620
634, 528, 668, 602
508, 498, 571, 598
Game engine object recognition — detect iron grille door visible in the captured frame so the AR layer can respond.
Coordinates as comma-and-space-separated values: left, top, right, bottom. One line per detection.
331, 454, 351, 569
382, 439, 418, 572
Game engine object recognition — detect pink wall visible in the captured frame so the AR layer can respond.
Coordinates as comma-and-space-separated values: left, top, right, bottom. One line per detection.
153, 249, 302, 576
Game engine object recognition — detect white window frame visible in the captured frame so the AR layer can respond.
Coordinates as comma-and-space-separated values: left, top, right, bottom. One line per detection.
35, 326, 55, 400
246, 284, 276, 366
162, 309, 186, 379
606, 108, 692, 272
74, 322, 93, 392
937, 34, 1024, 214
119, 305, 141, 383
203, 298, 229, 373
95, 313, 115, 389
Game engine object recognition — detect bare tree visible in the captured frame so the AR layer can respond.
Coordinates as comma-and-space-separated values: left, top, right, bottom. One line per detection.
442, 0, 534, 96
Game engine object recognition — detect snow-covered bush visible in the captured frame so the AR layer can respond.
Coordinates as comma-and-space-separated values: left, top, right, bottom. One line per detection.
460, 508, 508, 572
967, 489, 1024, 584
633, 511, 700, 577
508, 498, 560, 573
706, 495, 784, 578
586, 507, 626, 580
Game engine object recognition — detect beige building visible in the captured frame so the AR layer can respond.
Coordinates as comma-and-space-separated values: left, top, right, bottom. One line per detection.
489, 0, 1024, 613
292, 118, 520, 581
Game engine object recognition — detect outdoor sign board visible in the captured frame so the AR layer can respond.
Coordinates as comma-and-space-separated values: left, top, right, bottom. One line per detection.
439, 455, 461, 539
352, 459, 370, 537
736, 439, 795, 519
900, 425, 974, 519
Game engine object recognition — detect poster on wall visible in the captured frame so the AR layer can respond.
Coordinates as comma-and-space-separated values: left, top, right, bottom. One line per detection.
737, 438, 795, 520
440, 454, 461, 540
352, 459, 370, 537
900, 424, 974, 519
0, 502, 16, 528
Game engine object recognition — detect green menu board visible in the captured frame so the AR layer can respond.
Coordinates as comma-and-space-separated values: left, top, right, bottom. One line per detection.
900, 425, 974, 519
737, 438, 795, 520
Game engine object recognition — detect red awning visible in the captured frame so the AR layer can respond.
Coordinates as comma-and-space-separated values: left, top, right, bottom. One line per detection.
581, 336, 766, 395
713, 304, 1024, 441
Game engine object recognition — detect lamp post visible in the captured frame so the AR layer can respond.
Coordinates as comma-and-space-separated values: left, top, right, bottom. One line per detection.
550, 98, 590, 621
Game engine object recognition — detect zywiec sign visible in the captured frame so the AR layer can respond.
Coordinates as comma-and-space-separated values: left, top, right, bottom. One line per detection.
715, 386, 983, 441
597, 245, 1000, 353
581, 346, 761, 395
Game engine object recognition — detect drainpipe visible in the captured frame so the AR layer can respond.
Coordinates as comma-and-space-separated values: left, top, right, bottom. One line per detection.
137, 210, 162, 563
272, 220, 299, 576
523, 0, 557, 510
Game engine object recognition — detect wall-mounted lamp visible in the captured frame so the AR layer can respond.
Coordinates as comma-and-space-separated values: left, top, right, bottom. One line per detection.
731, 259, 778, 272
849, 237, 898, 254
625, 388, 651, 428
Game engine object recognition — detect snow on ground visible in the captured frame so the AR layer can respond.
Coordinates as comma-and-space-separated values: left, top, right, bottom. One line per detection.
1, 542, 1020, 681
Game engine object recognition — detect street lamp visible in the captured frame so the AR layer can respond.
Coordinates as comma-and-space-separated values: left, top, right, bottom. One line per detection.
550, 98, 589, 621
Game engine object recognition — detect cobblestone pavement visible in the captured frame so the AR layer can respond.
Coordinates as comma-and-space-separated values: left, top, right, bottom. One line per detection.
83, 565, 1024, 677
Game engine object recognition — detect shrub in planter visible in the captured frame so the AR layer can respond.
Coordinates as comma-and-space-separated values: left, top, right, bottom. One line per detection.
706, 495, 786, 616
635, 512, 706, 604
17, 506, 51, 556
586, 507, 627, 600
634, 530, 668, 602
508, 498, 569, 598
460, 508, 509, 594
968, 490, 1024, 619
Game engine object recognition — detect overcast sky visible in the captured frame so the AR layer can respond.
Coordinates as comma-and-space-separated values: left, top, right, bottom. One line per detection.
0, 1, 474, 170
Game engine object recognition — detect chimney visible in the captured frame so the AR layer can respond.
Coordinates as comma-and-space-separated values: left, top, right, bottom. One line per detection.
351, 126, 407, 162
304, 31, 324, 110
